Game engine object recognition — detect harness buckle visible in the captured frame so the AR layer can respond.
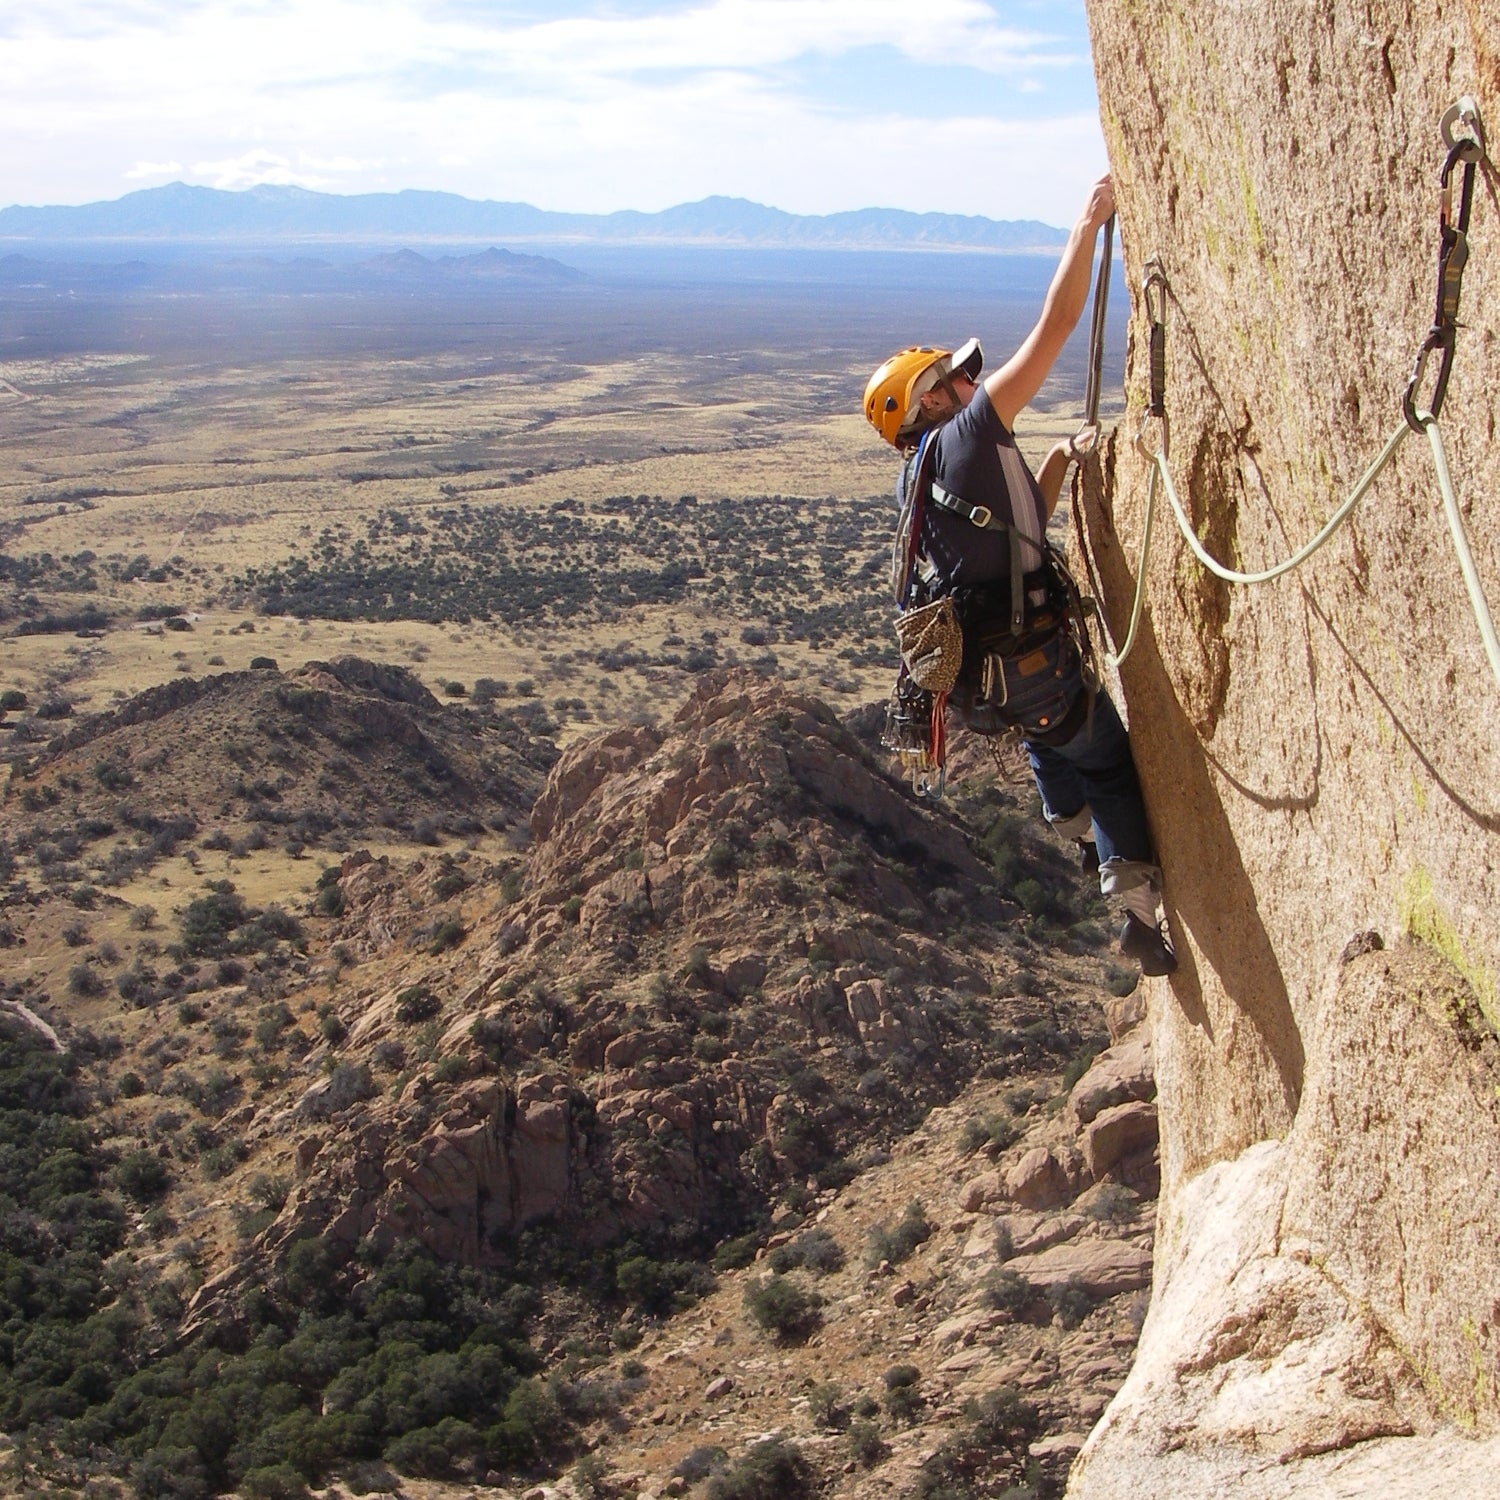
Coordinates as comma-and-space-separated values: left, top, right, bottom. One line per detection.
968, 504, 993, 529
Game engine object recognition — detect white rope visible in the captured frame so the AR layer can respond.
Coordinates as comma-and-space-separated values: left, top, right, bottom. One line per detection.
1092, 450, 1157, 670
1141, 418, 1411, 585
1130, 413, 1500, 690
1420, 411, 1500, 687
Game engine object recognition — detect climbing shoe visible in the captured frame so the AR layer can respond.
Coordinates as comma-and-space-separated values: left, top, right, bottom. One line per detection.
1120, 912, 1178, 976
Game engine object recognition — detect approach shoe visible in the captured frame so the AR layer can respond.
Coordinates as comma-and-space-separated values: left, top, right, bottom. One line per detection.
1120, 912, 1178, 976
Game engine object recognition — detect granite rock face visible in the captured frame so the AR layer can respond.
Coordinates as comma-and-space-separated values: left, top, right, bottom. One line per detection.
1072, 5, 1500, 1492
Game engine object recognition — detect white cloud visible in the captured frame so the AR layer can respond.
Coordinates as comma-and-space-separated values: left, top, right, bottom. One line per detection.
123, 159, 183, 181
192, 151, 320, 191
0, 1, 1104, 219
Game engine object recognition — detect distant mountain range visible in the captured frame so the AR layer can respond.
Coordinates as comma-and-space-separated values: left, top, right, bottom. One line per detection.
0, 183, 1067, 252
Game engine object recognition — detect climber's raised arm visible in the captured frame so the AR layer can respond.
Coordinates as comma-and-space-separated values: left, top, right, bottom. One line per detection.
985, 175, 1115, 430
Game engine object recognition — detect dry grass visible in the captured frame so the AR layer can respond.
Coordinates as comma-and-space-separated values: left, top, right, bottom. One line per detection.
1, 341, 1092, 730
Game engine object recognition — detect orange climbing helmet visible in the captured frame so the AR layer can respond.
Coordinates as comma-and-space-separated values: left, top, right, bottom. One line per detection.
863, 337, 982, 448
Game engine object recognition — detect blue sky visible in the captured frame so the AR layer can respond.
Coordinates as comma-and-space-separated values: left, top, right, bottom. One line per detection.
0, 1, 1106, 223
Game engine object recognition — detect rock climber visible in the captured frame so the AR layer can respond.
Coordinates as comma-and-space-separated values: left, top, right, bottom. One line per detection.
862, 174, 1176, 976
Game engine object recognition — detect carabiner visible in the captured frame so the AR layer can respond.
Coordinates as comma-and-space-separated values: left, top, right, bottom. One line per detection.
1140, 259, 1169, 422
1068, 423, 1101, 462
1404, 325, 1456, 432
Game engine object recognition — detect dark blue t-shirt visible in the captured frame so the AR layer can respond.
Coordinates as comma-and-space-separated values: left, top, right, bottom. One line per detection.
921, 383, 1048, 590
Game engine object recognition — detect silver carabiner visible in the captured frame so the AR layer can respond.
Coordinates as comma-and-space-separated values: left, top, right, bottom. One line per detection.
1068, 423, 1101, 462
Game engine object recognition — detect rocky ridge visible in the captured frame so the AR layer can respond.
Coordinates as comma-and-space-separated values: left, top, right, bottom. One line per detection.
0, 662, 1166, 1496
255, 672, 1112, 1274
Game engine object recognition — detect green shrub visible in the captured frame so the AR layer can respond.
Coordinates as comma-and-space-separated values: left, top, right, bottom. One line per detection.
114, 1148, 171, 1202
68, 961, 105, 997
395, 985, 442, 1024
885, 1380, 924, 1425
427, 917, 466, 954
915, 1386, 1042, 1499
982, 1267, 1034, 1319
674, 1445, 729, 1484
958, 1111, 1020, 1157
1082, 1183, 1139, 1224
806, 1380, 846, 1430
848, 1418, 886, 1467
314, 883, 345, 918
240, 1464, 310, 1500
768, 1227, 844, 1275
1049, 1275, 1097, 1329
743, 1276, 821, 1343
712, 1232, 761, 1272
865, 1200, 932, 1268
616, 1255, 712, 1317
573, 1450, 611, 1497
805, 939, 835, 969
693, 1033, 730, 1062
705, 840, 736, 878
705, 1438, 812, 1500
431, 1054, 468, 1085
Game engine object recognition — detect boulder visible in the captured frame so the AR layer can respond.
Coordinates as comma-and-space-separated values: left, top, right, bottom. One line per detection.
959, 1170, 1005, 1214
1068, 1026, 1154, 1128
1081, 1101, 1159, 1181
1005, 1146, 1076, 1210
721, 951, 768, 997
1003, 1240, 1152, 1298
1102, 988, 1147, 1044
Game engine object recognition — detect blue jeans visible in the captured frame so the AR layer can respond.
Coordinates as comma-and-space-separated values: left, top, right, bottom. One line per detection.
1025, 689, 1160, 896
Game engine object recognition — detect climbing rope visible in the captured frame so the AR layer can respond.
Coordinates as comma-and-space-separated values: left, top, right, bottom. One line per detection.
1098, 97, 1500, 688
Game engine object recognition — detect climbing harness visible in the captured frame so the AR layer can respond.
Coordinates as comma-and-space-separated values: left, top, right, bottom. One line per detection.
1088, 97, 1500, 689
883, 424, 1100, 795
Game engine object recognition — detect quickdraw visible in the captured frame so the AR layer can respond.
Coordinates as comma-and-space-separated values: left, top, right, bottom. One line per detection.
1068, 213, 1115, 462
1403, 95, 1486, 431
